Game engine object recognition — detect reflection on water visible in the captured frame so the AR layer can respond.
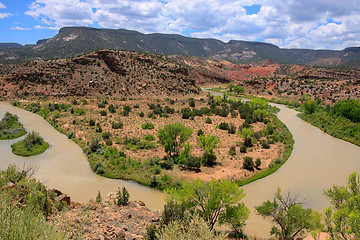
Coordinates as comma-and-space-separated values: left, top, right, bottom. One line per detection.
1, 100, 360, 238
0, 102, 165, 211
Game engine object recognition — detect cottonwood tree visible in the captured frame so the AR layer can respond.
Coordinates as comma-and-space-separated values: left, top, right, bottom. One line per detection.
166, 178, 249, 233
238, 127, 254, 147
324, 172, 360, 240
227, 83, 235, 91
234, 85, 245, 94
197, 134, 221, 167
303, 100, 317, 114
158, 123, 192, 157
255, 188, 321, 239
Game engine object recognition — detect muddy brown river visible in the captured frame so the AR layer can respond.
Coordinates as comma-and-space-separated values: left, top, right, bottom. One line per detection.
1, 100, 359, 238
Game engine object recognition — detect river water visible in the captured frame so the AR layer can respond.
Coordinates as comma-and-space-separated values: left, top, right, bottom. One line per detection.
0, 102, 165, 211
1, 100, 360, 238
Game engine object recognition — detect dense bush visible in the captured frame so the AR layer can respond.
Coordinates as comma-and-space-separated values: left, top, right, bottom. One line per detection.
108, 104, 116, 113
240, 145, 247, 153
243, 156, 254, 171
331, 99, 360, 122
218, 122, 229, 130
141, 122, 155, 129
229, 146, 236, 155
112, 121, 124, 129
143, 134, 156, 141
102, 132, 111, 140
89, 119, 95, 126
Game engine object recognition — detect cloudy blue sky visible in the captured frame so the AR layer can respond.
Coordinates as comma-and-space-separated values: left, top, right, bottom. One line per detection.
1, 0, 360, 50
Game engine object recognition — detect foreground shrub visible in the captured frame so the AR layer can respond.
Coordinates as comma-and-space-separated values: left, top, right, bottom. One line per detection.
166, 178, 249, 232
157, 213, 227, 240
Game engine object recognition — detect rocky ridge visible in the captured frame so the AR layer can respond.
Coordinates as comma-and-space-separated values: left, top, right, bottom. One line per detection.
0, 49, 198, 98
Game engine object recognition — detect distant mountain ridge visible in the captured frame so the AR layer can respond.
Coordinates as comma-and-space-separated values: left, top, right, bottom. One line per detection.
1, 26, 360, 68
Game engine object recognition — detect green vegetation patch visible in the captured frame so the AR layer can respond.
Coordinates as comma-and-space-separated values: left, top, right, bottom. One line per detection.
87, 145, 178, 190
0, 165, 68, 239
11, 131, 49, 156
236, 114, 294, 186
298, 112, 360, 147
0, 112, 26, 140
298, 98, 360, 147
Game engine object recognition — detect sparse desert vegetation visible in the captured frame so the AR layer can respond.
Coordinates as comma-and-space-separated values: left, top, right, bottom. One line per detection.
9, 91, 293, 189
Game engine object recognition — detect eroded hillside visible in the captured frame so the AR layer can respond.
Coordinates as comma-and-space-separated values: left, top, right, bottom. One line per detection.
0, 50, 198, 98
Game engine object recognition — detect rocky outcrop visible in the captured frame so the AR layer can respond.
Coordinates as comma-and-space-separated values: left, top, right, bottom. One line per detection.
52, 196, 161, 240
169, 55, 280, 85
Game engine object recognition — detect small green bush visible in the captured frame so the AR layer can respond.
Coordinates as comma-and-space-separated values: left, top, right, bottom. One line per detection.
142, 122, 155, 129
243, 156, 254, 171
240, 145, 247, 153
108, 104, 116, 113
197, 129, 204, 136
205, 117, 212, 124
112, 121, 124, 129
89, 119, 95, 126
218, 122, 229, 130
143, 134, 156, 141
229, 146, 236, 155
102, 132, 111, 140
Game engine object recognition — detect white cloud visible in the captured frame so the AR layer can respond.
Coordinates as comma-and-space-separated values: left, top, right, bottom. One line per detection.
0, 2, 11, 19
11, 26, 32, 30
24, 0, 360, 49
0, 12, 10, 19
26, 0, 94, 27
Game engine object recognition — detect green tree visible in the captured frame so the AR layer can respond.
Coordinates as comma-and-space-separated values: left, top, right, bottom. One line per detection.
234, 85, 245, 94
115, 187, 130, 206
238, 127, 254, 147
227, 83, 235, 91
303, 100, 317, 114
255, 188, 321, 239
324, 172, 360, 240
96, 191, 102, 203
249, 97, 268, 110
158, 123, 192, 157
301, 94, 311, 103
242, 156, 254, 171
331, 99, 360, 123
166, 178, 249, 232
198, 134, 221, 167
108, 104, 116, 113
